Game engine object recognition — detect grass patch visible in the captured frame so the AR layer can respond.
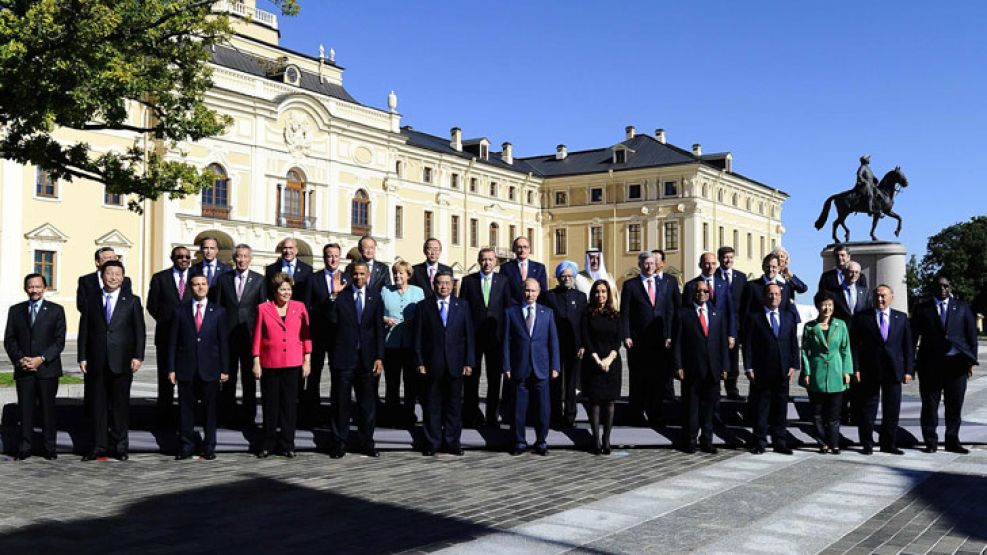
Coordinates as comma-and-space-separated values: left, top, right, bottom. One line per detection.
0, 372, 84, 387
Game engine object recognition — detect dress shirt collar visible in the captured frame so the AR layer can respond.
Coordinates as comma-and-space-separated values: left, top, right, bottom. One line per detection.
103, 287, 121, 303
172, 266, 188, 278
694, 302, 708, 313
29, 299, 44, 312
193, 298, 208, 315
640, 273, 655, 284
353, 286, 367, 299
720, 268, 732, 281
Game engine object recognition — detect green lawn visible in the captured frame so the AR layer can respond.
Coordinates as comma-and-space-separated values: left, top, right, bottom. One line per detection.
0, 373, 84, 387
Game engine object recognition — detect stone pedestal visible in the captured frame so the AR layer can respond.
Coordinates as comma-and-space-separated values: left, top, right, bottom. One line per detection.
820, 241, 908, 313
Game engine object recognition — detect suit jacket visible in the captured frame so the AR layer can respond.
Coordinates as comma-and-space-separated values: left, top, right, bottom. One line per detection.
912, 297, 979, 369
190, 259, 232, 301
499, 259, 549, 305
147, 267, 193, 346
457, 271, 511, 343
167, 301, 230, 381
78, 291, 146, 374
720, 268, 748, 319
265, 258, 314, 306
414, 296, 475, 379
683, 275, 737, 339
410, 261, 452, 298
252, 300, 312, 368
214, 269, 266, 345
832, 282, 870, 326
544, 285, 587, 353
851, 309, 914, 384
76, 272, 132, 313
739, 276, 798, 327
502, 304, 561, 381
346, 259, 392, 294
329, 286, 386, 371
800, 319, 853, 394
4, 300, 66, 379
673, 304, 730, 380
819, 267, 868, 294
619, 276, 674, 346
308, 267, 350, 350
742, 309, 800, 381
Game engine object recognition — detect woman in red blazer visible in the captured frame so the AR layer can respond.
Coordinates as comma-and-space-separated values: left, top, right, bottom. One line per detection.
252, 273, 311, 458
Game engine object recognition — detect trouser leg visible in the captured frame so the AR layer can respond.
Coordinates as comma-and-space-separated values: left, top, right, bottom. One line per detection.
919, 373, 942, 445
443, 377, 464, 450
15, 376, 37, 453
201, 379, 218, 453
330, 369, 354, 450
699, 375, 719, 444
879, 382, 902, 449
279, 368, 300, 452
943, 358, 969, 445
422, 377, 442, 450
109, 371, 132, 454
353, 367, 377, 451
37, 377, 59, 454
769, 382, 789, 447
512, 378, 529, 448
260, 371, 279, 452
178, 380, 196, 455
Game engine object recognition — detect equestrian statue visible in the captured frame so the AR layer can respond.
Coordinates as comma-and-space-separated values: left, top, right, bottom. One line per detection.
815, 155, 909, 243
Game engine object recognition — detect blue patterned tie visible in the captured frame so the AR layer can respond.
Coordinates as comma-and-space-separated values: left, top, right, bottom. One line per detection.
770, 310, 779, 338
104, 294, 113, 324
356, 290, 364, 324
29, 302, 37, 326
939, 301, 948, 328
440, 299, 448, 327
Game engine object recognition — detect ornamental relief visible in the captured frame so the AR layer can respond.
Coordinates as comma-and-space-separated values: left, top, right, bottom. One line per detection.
283, 112, 312, 156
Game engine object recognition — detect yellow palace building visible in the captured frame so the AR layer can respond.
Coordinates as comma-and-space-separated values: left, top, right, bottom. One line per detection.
0, 1, 785, 334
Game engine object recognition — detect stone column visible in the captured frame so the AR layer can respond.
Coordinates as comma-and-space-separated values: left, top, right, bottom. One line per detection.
820, 241, 908, 313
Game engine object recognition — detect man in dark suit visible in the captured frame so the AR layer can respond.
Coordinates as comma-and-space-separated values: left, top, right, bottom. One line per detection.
739, 254, 798, 328
742, 283, 800, 455
503, 278, 560, 455
620, 251, 674, 425
167, 275, 230, 460
3, 273, 66, 460
328, 261, 386, 458
147, 246, 193, 421
414, 271, 474, 456
543, 260, 587, 427
819, 244, 868, 294
304, 242, 349, 427
457, 247, 511, 427
76, 246, 133, 313
674, 279, 730, 454
832, 261, 869, 326
190, 236, 231, 302
265, 237, 313, 307
912, 275, 979, 454
683, 252, 737, 345
717, 246, 748, 399
347, 235, 391, 293
410, 238, 452, 299
214, 243, 266, 427
78, 260, 146, 460
652, 249, 682, 400
851, 285, 914, 455
500, 236, 548, 305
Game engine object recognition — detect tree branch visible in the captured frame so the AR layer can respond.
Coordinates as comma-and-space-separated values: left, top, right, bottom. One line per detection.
134, 0, 217, 34
81, 123, 159, 133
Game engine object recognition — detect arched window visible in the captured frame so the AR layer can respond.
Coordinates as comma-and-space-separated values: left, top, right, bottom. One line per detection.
489, 222, 499, 248
395, 160, 403, 177
702, 184, 709, 198
202, 163, 230, 219
277, 169, 306, 228
351, 189, 371, 235
732, 193, 739, 207
717, 189, 724, 203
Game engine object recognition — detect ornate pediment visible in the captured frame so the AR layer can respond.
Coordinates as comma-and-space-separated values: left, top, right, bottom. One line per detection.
95, 229, 133, 248
24, 223, 69, 243
484, 203, 504, 213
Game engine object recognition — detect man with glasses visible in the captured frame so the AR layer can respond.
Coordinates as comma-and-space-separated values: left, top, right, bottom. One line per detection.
410, 238, 451, 299
147, 246, 193, 423
544, 260, 587, 428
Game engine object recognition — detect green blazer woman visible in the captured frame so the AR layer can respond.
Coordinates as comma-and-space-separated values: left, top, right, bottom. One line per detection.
800, 318, 853, 393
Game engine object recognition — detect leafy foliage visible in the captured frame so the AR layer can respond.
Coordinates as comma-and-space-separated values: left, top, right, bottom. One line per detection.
916, 216, 987, 317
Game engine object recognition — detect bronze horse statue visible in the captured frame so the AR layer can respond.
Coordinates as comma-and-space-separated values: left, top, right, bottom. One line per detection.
815, 166, 909, 243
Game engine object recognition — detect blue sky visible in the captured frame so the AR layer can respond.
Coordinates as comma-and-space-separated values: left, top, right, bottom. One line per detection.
271, 1, 986, 294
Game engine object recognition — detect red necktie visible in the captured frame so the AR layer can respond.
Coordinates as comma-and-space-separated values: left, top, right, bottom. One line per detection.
647, 278, 655, 306
699, 306, 709, 337
195, 303, 203, 333
178, 273, 186, 298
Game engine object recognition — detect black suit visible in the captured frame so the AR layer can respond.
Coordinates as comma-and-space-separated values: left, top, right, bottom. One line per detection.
719, 268, 748, 395
411, 261, 452, 299
214, 269, 266, 425
147, 267, 193, 415
620, 275, 675, 423
304, 267, 349, 425
739, 277, 797, 324
346, 259, 391, 294
414, 296, 475, 451
674, 304, 730, 446
544, 285, 587, 425
499, 259, 549, 305
329, 287, 386, 452
167, 301, 230, 456
4, 300, 66, 455
76, 272, 132, 313
77, 290, 146, 455
851, 309, 914, 450
265, 258, 314, 307
832, 282, 870, 328
190, 260, 231, 302
742, 309, 800, 449
912, 297, 979, 447
819, 267, 868, 295
457, 271, 511, 425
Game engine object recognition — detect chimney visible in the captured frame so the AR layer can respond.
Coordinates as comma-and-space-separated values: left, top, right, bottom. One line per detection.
692, 143, 702, 157
450, 127, 462, 152
625, 125, 636, 140
555, 144, 568, 160
502, 142, 513, 165
655, 128, 666, 144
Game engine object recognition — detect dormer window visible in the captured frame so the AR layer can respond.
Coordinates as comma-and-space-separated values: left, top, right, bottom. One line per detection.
614, 149, 626, 164
283, 64, 301, 86
480, 144, 488, 160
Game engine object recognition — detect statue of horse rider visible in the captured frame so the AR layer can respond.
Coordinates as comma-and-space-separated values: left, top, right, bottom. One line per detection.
854, 154, 880, 215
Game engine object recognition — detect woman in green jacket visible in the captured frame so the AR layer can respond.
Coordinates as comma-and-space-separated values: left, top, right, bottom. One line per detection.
800, 291, 854, 454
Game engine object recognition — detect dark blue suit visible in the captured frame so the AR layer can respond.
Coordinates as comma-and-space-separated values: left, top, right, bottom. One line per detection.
742, 309, 800, 449
720, 268, 748, 394
620, 275, 675, 422
503, 303, 561, 450
674, 304, 730, 446
457, 271, 511, 424
414, 296, 475, 451
852, 309, 914, 450
499, 259, 549, 305
303, 267, 349, 425
167, 301, 230, 456
683, 275, 737, 339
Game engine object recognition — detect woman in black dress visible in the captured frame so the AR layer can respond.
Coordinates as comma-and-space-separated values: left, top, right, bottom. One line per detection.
581, 279, 623, 455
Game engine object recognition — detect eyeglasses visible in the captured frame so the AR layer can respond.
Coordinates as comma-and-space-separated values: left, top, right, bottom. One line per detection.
174, 255, 191, 260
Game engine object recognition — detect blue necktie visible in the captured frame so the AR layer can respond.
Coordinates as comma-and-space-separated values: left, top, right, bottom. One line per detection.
29, 303, 38, 326
939, 301, 948, 328
440, 299, 448, 327
770, 310, 779, 338
356, 290, 364, 324
104, 294, 113, 324
207, 264, 214, 285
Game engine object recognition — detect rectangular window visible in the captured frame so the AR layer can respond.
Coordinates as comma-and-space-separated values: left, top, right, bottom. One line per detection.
424, 210, 434, 239
104, 193, 124, 206
614, 149, 626, 164
628, 183, 642, 200
34, 250, 56, 289
718, 226, 725, 248
450, 173, 460, 189
554, 228, 567, 255
451, 215, 461, 246
554, 191, 568, 206
747, 233, 753, 258
760, 236, 765, 259
423, 167, 433, 184
526, 190, 534, 205
664, 222, 679, 251
590, 187, 604, 203
489, 181, 498, 197
703, 223, 709, 251
470, 218, 479, 248
771, 238, 777, 250
35, 169, 57, 198
508, 186, 516, 201
627, 224, 642, 252
590, 226, 603, 250
509, 225, 517, 244
664, 181, 678, 197
395, 206, 404, 239
469, 177, 478, 193
733, 230, 739, 251
527, 228, 535, 254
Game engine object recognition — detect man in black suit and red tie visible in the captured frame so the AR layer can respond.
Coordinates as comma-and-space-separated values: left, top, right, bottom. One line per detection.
674, 279, 730, 454
717, 246, 748, 399
410, 238, 452, 299
190, 236, 231, 302
147, 246, 193, 422
78, 261, 146, 461
265, 238, 314, 307
911, 274, 978, 454
500, 236, 549, 305
414, 271, 474, 456
742, 282, 800, 455
851, 285, 914, 455
4, 273, 66, 460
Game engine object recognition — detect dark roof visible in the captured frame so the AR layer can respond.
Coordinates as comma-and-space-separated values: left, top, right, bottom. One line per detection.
210, 45, 359, 104
400, 127, 537, 176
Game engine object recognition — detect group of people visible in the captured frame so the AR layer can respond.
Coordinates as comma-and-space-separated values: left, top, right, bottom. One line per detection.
2, 235, 979, 461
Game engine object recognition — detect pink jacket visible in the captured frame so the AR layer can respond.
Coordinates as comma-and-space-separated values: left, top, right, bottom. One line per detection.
252, 300, 312, 368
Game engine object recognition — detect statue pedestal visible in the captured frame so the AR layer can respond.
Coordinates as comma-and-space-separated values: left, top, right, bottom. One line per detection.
820, 241, 908, 313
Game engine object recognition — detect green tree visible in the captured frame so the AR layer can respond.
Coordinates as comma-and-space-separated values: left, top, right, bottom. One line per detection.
917, 216, 987, 318
0, 0, 298, 211
905, 254, 922, 312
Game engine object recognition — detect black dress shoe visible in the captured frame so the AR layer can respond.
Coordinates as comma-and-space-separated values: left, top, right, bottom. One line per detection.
924, 443, 938, 453
116, 452, 129, 461
203, 453, 216, 461
683, 443, 697, 454
510, 447, 526, 456
700, 443, 718, 455
749, 445, 766, 455
44, 452, 58, 461
423, 447, 436, 457
880, 446, 904, 455
82, 451, 105, 461
256, 450, 270, 459
830, 448, 841, 455
773, 446, 793, 455
328, 449, 345, 459
175, 453, 191, 461
363, 448, 380, 458
945, 444, 969, 454
283, 450, 297, 459
16, 451, 30, 461
534, 445, 548, 456
449, 447, 465, 456
861, 445, 873, 455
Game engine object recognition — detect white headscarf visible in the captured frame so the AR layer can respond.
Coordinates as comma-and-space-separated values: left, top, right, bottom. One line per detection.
584, 249, 608, 281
